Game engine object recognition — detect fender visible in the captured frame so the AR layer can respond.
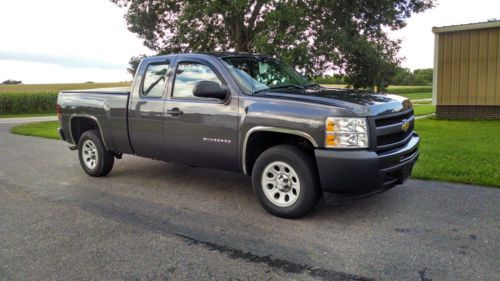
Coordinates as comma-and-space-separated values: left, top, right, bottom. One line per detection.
69, 114, 111, 151
242, 126, 318, 175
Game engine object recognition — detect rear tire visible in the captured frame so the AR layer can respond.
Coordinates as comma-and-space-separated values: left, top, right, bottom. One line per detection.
252, 145, 321, 218
78, 130, 114, 177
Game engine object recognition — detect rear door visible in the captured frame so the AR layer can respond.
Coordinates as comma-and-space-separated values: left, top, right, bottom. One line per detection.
163, 58, 239, 171
128, 58, 171, 159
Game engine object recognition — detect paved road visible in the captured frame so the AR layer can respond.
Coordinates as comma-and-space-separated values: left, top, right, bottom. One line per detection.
0, 121, 499, 281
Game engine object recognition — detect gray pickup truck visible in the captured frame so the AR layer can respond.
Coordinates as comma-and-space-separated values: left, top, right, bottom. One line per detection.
57, 52, 420, 218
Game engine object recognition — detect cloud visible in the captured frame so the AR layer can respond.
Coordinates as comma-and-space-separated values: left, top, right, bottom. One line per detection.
0, 50, 127, 70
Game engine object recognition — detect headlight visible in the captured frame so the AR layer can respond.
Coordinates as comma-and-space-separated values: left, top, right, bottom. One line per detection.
325, 117, 368, 148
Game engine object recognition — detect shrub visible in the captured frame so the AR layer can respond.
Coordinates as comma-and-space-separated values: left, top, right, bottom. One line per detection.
0, 92, 58, 114
385, 86, 432, 94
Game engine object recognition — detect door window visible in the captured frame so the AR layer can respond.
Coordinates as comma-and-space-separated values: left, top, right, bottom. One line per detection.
172, 62, 222, 99
142, 63, 170, 98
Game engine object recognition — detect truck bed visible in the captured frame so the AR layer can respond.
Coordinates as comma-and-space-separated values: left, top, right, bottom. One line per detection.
61, 87, 130, 95
58, 87, 133, 154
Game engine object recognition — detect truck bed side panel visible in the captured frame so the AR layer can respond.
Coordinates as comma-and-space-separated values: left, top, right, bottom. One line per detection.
58, 91, 133, 154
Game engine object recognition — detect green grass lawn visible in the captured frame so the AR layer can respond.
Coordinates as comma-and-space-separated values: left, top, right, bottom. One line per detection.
413, 105, 435, 116
10, 121, 60, 140
413, 118, 500, 187
0, 113, 56, 118
0, 82, 130, 94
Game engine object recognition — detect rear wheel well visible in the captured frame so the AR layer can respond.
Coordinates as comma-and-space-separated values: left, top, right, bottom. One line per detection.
245, 131, 316, 175
70, 117, 99, 145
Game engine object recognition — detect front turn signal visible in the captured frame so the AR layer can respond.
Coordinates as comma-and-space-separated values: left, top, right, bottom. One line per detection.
325, 133, 336, 147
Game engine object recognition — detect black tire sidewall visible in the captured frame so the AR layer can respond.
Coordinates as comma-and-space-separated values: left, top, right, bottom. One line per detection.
252, 145, 319, 218
78, 130, 107, 177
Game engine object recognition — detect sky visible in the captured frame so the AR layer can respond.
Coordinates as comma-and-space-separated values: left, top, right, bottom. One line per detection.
0, 0, 499, 83
0, 0, 152, 83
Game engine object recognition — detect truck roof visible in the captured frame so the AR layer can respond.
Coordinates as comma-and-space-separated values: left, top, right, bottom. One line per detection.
145, 52, 272, 62
195, 52, 268, 58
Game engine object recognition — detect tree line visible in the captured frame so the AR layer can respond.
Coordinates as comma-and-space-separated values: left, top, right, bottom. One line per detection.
314, 67, 433, 86
1, 80, 22, 85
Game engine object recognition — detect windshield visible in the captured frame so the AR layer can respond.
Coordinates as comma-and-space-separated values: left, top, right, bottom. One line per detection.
221, 57, 313, 94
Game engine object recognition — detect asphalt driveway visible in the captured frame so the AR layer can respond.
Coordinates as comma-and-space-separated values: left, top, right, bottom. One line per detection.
0, 121, 498, 281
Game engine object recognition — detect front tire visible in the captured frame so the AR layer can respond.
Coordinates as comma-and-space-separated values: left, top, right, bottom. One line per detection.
78, 130, 114, 177
252, 145, 321, 218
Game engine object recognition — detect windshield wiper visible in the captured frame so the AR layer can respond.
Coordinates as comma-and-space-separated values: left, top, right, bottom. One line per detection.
252, 84, 305, 95
304, 82, 320, 88
272, 83, 305, 90
302, 82, 323, 91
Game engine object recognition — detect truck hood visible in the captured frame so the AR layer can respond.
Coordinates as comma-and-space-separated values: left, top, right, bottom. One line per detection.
255, 87, 412, 116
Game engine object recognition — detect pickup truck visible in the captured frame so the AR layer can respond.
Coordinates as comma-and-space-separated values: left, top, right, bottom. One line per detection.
57, 52, 420, 218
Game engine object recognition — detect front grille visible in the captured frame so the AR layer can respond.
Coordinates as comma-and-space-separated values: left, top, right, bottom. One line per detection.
377, 129, 413, 146
375, 110, 413, 127
371, 109, 415, 151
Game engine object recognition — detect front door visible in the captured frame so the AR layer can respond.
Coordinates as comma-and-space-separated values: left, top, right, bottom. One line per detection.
163, 59, 239, 171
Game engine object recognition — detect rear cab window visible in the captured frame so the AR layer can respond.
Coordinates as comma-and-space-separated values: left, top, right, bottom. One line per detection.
142, 62, 170, 98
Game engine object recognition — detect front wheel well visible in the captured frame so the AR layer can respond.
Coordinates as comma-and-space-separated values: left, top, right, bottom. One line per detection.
244, 131, 316, 175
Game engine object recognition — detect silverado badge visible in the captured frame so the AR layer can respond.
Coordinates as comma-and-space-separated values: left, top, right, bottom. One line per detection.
203, 137, 232, 144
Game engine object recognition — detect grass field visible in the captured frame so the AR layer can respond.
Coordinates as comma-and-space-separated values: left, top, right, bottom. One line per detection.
0, 113, 56, 118
0, 82, 131, 116
413, 105, 435, 116
10, 118, 500, 187
10, 121, 60, 140
320, 84, 348, 89
385, 85, 432, 93
0, 82, 130, 94
320, 84, 431, 101
396, 92, 432, 100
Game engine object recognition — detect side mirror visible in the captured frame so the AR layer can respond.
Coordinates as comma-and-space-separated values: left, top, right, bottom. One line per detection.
193, 80, 228, 99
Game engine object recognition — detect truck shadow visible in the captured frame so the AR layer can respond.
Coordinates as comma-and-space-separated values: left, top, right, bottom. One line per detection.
109, 156, 404, 221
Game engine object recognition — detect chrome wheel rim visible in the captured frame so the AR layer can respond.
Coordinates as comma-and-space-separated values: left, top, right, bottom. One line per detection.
261, 161, 300, 207
82, 139, 98, 169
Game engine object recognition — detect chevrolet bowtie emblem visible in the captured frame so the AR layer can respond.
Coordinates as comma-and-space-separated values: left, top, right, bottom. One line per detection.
401, 119, 410, 132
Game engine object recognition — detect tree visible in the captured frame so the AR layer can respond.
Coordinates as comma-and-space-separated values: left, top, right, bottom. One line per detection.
390, 67, 433, 86
127, 54, 147, 76
1, 80, 22, 85
112, 0, 435, 90
313, 74, 345, 85
391, 67, 415, 85
413, 68, 433, 86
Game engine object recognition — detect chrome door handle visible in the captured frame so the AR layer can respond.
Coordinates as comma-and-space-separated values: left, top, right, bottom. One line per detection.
166, 108, 183, 116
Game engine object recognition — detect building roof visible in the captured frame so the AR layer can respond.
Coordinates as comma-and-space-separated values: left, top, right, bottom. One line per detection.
433, 20, 500, 34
